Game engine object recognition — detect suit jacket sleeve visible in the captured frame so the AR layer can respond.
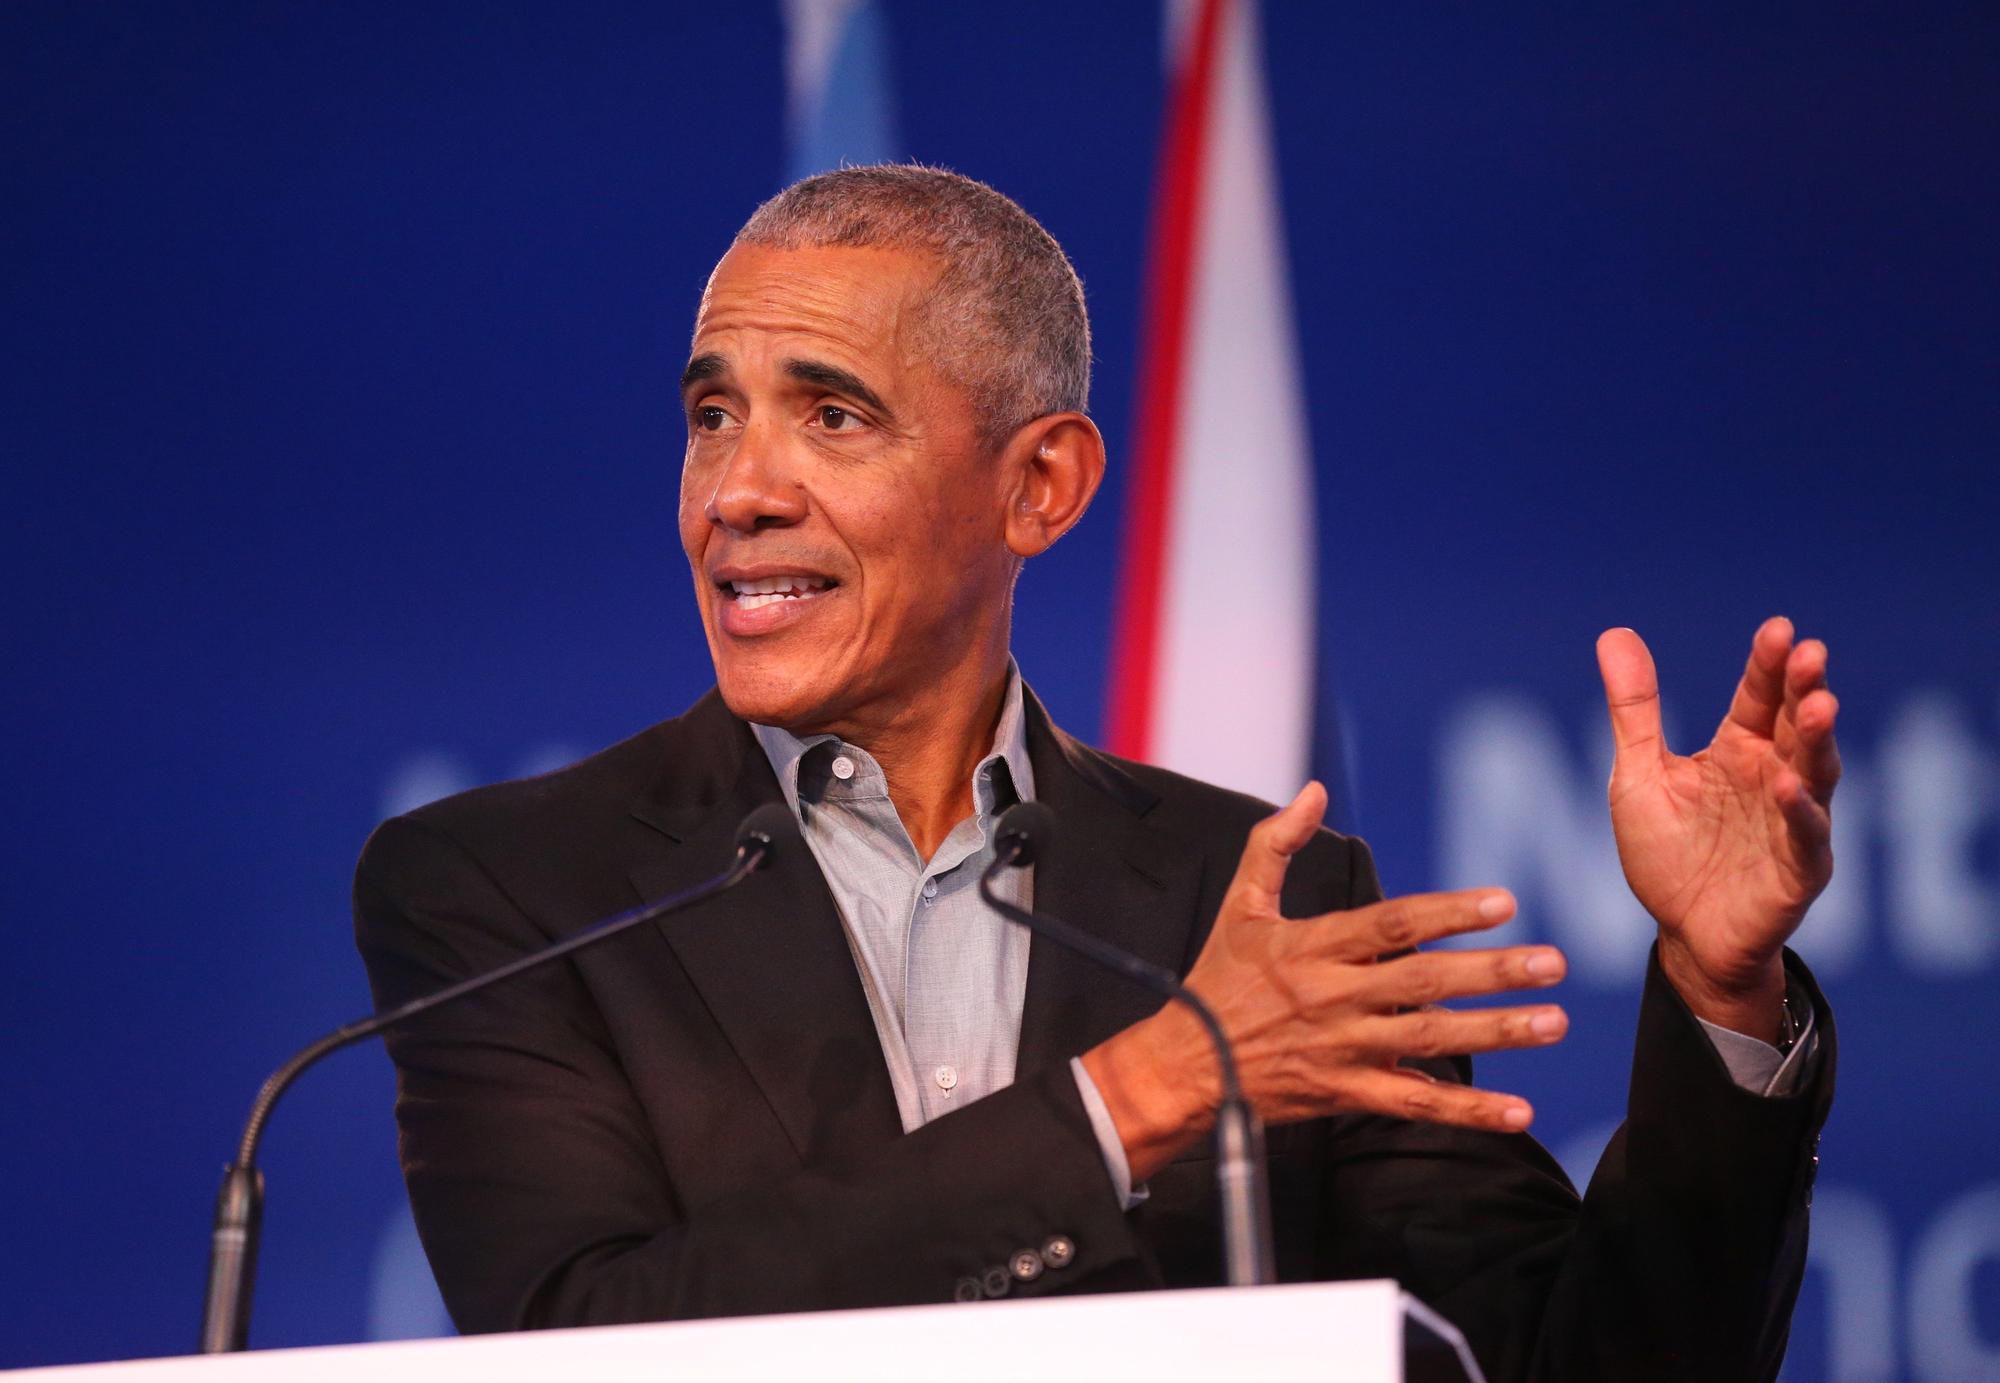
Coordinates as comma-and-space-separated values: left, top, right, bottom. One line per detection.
1308, 835, 1834, 1383
354, 814, 1151, 1333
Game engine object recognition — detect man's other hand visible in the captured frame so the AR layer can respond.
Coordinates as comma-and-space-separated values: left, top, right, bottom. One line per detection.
1596, 619, 1840, 1043
1081, 783, 1567, 1183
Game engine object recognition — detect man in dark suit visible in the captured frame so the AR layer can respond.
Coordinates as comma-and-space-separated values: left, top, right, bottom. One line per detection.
356, 166, 1840, 1381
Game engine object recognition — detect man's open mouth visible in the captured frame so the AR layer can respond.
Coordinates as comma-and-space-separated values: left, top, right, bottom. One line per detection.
720, 575, 838, 611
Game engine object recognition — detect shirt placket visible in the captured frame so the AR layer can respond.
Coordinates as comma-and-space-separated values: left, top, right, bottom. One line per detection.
775, 719, 1033, 1132
809, 744, 929, 1128
909, 833, 971, 1118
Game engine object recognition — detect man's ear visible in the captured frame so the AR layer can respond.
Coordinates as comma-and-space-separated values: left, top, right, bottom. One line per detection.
1002, 413, 1106, 558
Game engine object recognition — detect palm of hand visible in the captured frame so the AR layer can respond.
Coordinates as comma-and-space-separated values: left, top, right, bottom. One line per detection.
1598, 619, 1840, 998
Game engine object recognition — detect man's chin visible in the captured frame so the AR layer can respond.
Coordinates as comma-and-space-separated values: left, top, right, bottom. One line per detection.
712, 663, 842, 735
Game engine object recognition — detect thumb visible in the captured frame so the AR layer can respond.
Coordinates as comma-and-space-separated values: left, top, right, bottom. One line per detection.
1227, 781, 1328, 914
1596, 627, 1667, 775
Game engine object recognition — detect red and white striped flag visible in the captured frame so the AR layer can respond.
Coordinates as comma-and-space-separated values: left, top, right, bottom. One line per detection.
1106, 0, 1317, 806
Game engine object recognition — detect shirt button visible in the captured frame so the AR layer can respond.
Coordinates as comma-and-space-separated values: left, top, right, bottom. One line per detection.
935, 1064, 958, 1092
922, 879, 939, 899
830, 755, 855, 780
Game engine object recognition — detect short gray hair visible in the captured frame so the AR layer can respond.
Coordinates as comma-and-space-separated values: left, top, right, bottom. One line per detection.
733, 164, 1091, 448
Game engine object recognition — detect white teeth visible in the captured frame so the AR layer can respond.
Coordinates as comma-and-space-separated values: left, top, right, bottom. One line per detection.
729, 575, 832, 612
726, 575, 832, 614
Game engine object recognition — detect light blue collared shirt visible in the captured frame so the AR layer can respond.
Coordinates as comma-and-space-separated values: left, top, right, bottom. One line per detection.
751, 666, 1140, 1203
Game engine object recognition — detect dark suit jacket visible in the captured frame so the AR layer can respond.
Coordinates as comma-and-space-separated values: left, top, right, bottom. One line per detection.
354, 686, 1835, 1382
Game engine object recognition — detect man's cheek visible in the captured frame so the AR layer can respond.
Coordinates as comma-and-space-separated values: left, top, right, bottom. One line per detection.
675, 496, 708, 562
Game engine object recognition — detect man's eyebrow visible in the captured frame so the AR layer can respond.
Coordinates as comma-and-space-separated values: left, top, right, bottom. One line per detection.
679, 353, 727, 396
784, 358, 896, 423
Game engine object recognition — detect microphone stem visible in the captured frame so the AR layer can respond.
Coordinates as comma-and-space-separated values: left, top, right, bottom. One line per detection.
1214, 1095, 1274, 1286
978, 861, 1274, 1286
201, 838, 767, 1353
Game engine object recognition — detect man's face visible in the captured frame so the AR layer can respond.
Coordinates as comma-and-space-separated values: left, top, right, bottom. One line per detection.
679, 242, 1017, 734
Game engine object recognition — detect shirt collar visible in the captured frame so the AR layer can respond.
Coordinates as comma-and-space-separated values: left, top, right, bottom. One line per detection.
750, 661, 1036, 823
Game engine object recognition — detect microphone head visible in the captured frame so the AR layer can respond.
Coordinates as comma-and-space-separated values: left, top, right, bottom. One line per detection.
736, 803, 800, 866
992, 801, 1056, 867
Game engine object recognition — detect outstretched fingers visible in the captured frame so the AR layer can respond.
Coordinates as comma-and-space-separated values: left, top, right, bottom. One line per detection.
1344, 997, 1569, 1133
1345, 1066, 1536, 1133
1723, 615, 1795, 740
1352, 943, 1567, 1009
1794, 688, 1843, 807
1311, 887, 1518, 963
1361, 1002, 1569, 1062
1781, 640, 1842, 807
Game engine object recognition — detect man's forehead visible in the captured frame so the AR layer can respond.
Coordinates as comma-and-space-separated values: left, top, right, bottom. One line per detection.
693, 242, 941, 347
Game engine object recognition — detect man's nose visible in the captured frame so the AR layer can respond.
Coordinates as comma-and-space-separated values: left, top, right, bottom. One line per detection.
705, 426, 807, 534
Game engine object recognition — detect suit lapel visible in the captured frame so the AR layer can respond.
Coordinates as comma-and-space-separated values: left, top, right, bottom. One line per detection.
1015, 689, 1207, 1079
627, 694, 903, 1164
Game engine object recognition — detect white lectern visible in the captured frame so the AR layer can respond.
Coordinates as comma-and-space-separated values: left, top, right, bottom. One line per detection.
8, 1281, 1485, 1383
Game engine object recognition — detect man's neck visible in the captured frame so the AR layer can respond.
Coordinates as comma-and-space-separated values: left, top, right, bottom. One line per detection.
835, 648, 1014, 862
879, 674, 1011, 862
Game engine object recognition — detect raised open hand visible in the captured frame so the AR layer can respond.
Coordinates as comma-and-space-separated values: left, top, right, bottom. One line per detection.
1595, 618, 1840, 1039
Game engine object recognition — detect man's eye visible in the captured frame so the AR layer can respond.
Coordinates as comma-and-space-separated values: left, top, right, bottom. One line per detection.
818, 405, 860, 432
695, 406, 729, 432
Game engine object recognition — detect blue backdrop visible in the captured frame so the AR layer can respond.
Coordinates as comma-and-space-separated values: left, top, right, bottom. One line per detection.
3, 5, 1995, 1380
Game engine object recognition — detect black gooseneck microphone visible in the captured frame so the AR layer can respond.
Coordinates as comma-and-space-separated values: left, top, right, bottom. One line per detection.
979, 801, 1275, 1288
199, 803, 799, 1355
